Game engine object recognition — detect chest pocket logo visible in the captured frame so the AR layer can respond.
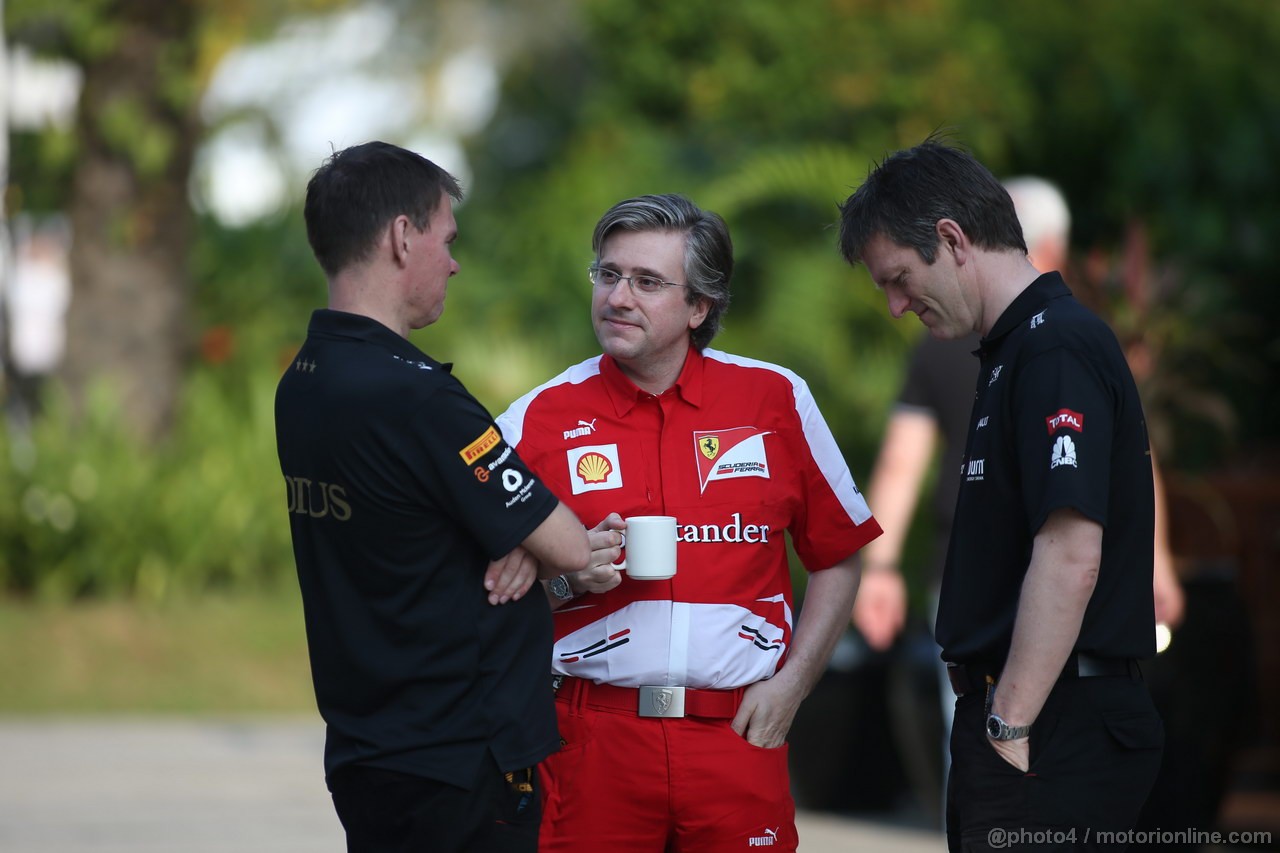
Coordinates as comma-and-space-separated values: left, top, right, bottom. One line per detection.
693, 427, 772, 494
567, 444, 623, 495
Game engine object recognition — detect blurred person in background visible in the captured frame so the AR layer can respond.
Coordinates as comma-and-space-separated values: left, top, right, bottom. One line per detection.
275, 141, 589, 853
496, 193, 882, 852
840, 139, 1164, 851
2, 216, 72, 421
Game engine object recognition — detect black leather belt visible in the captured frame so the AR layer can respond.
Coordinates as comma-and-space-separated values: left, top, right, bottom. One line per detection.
946, 653, 1140, 698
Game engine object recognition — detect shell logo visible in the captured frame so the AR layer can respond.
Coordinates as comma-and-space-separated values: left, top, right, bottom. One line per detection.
576, 452, 613, 484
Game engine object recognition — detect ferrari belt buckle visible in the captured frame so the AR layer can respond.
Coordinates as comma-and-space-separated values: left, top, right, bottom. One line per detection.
638, 685, 686, 718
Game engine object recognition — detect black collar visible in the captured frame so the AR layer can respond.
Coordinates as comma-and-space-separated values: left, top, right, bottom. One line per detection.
307, 309, 451, 372
980, 272, 1072, 352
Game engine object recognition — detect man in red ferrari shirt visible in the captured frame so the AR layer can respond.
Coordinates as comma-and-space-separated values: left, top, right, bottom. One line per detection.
496, 194, 882, 852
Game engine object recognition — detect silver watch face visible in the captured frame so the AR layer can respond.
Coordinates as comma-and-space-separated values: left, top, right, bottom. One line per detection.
550, 576, 573, 600
986, 713, 1029, 740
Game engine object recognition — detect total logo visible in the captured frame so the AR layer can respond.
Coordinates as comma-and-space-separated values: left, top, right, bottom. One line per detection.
964, 457, 985, 482
566, 444, 623, 495
1045, 408, 1084, 435
749, 827, 779, 847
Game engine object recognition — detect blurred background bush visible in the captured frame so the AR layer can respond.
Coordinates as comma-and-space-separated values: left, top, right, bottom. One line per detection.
2, 0, 1276, 600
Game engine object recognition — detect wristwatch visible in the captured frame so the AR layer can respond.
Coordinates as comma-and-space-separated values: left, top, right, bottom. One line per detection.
986, 713, 1032, 741
548, 575, 575, 602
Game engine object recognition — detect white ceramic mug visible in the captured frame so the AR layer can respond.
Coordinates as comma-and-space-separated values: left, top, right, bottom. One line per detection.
612, 516, 678, 580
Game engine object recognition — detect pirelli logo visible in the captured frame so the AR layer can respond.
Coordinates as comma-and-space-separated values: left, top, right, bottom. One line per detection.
459, 426, 501, 464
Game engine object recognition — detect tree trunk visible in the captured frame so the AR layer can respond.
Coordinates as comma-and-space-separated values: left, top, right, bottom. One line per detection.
59, 1, 198, 440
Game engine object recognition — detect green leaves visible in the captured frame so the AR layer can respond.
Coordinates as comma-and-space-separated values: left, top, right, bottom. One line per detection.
0, 369, 293, 601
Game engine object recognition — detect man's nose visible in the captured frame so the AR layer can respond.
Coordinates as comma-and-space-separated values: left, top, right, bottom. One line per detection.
886, 288, 910, 319
606, 278, 637, 306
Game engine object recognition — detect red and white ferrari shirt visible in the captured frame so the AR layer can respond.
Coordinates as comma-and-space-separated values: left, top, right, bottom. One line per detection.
497, 346, 881, 689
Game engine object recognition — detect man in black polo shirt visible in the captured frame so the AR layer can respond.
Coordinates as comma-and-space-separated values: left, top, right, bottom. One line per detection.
839, 140, 1163, 851
276, 141, 590, 853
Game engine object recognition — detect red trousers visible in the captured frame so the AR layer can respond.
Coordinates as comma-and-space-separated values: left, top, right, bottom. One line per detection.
539, 679, 797, 852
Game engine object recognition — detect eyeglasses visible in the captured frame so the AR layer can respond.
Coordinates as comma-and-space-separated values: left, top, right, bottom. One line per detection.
588, 265, 686, 296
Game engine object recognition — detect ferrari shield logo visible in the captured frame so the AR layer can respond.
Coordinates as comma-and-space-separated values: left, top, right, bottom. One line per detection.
692, 427, 772, 493
652, 689, 674, 715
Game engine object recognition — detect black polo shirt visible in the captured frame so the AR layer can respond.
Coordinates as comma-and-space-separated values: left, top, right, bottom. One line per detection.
275, 309, 560, 786
935, 274, 1155, 664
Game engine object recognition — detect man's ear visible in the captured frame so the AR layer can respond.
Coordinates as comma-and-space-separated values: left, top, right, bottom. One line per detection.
390, 215, 412, 266
688, 296, 711, 332
936, 218, 970, 265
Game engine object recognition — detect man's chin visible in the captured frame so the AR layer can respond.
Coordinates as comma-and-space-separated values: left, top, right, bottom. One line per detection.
600, 341, 639, 362
919, 316, 964, 340
595, 327, 639, 357
929, 324, 972, 342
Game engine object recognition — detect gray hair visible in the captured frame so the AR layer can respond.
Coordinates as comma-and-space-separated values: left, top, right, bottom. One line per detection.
1002, 176, 1071, 252
591, 194, 733, 350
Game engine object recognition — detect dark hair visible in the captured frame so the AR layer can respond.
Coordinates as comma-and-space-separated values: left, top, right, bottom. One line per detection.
838, 139, 1025, 266
304, 141, 463, 278
592, 194, 733, 350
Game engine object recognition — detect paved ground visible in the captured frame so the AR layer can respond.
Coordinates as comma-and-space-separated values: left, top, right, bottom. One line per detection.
0, 717, 944, 852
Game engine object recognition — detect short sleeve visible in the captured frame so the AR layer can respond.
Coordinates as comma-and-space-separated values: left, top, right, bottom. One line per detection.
786, 378, 881, 570
411, 381, 558, 560
1012, 347, 1116, 534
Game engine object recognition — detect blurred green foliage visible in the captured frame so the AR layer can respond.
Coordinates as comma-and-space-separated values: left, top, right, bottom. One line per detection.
0, 361, 292, 600
2, 0, 1277, 598
462, 0, 1280, 465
